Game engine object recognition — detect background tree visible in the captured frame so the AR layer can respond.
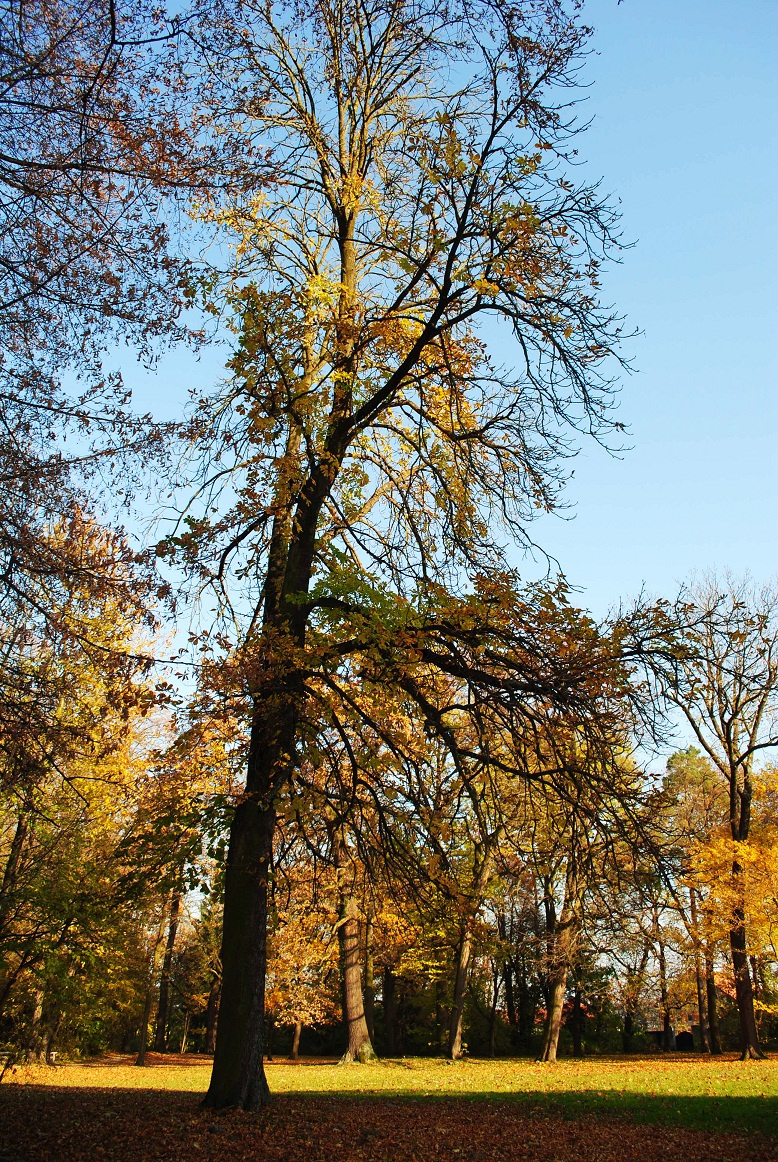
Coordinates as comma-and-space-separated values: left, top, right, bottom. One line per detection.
643, 575, 778, 1058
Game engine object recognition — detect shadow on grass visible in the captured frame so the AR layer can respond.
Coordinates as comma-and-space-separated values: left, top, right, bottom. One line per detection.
4, 1079, 775, 1139
273, 1086, 778, 1138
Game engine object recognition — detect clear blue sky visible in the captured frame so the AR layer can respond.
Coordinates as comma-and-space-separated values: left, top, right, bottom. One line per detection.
522, 0, 778, 615
128, 0, 777, 619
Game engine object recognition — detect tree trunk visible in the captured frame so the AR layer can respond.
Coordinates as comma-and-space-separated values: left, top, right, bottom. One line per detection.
657, 933, 672, 1051
203, 792, 276, 1107
503, 960, 516, 1031
539, 968, 567, 1063
265, 1008, 275, 1061
447, 928, 473, 1059
363, 909, 375, 1043
136, 910, 167, 1066
383, 967, 397, 1056
488, 963, 499, 1058
447, 844, 496, 1060
337, 890, 376, 1063
705, 950, 722, 1055
28, 988, 45, 1062
571, 976, 583, 1057
729, 861, 765, 1059
622, 941, 650, 1054
288, 1020, 302, 1060
539, 860, 581, 1063
154, 883, 182, 1052
205, 975, 220, 1055
180, 1010, 191, 1054
0, 808, 28, 937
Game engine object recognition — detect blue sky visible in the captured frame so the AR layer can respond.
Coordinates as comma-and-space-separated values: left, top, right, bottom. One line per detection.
128, 0, 777, 620
522, 0, 778, 614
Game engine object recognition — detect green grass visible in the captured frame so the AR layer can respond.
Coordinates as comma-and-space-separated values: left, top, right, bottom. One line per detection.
11, 1053, 778, 1139
267, 1054, 778, 1137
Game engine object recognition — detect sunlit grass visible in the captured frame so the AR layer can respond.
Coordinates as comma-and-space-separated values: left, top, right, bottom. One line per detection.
7, 1052, 778, 1136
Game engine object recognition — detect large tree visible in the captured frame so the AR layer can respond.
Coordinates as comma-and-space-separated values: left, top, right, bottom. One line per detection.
172, 0, 629, 1109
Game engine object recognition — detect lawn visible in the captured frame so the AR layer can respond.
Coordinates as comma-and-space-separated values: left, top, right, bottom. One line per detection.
1, 1053, 776, 1161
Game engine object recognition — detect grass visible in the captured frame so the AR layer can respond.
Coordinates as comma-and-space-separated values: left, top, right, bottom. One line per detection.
6, 1052, 778, 1139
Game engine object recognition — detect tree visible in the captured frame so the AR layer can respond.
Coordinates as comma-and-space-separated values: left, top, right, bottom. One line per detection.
172, 0, 629, 1110
0, 0, 252, 741
663, 747, 729, 1053
645, 575, 778, 1058
0, 529, 158, 1055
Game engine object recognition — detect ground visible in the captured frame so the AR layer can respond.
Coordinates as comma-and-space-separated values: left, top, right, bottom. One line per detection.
1, 1053, 776, 1161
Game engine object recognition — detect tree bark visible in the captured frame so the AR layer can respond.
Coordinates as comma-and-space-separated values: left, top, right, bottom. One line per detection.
179, 1010, 191, 1054
337, 888, 376, 1063
202, 792, 277, 1106
729, 860, 765, 1059
154, 883, 182, 1052
447, 928, 473, 1059
288, 1020, 302, 1060
539, 860, 581, 1063
363, 908, 375, 1043
447, 844, 496, 1060
0, 807, 28, 937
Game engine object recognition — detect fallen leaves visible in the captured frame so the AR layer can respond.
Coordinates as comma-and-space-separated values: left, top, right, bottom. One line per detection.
1, 1055, 776, 1162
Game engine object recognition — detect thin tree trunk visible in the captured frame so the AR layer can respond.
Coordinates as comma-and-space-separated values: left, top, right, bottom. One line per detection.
265, 1008, 275, 1061
447, 928, 473, 1059
571, 976, 583, 1057
28, 988, 45, 1062
154, 883, 182, 1052
503, 960, 516, 1031
180, 1010, 191, 1054
730, 861, 765, 1059
705, 950, 722, 1055
363, 908, 375, 1043
383, 967, 397, 1056
136, 910, 167, 1066
488, 963, 499, 1058
657, 933, 672, 1051
0, 808, 28, 937
288, 1020, 302, 1060
517, 957, 534, 1041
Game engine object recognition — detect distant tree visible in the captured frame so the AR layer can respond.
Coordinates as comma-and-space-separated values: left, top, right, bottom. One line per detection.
645, 575, 778, 1058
